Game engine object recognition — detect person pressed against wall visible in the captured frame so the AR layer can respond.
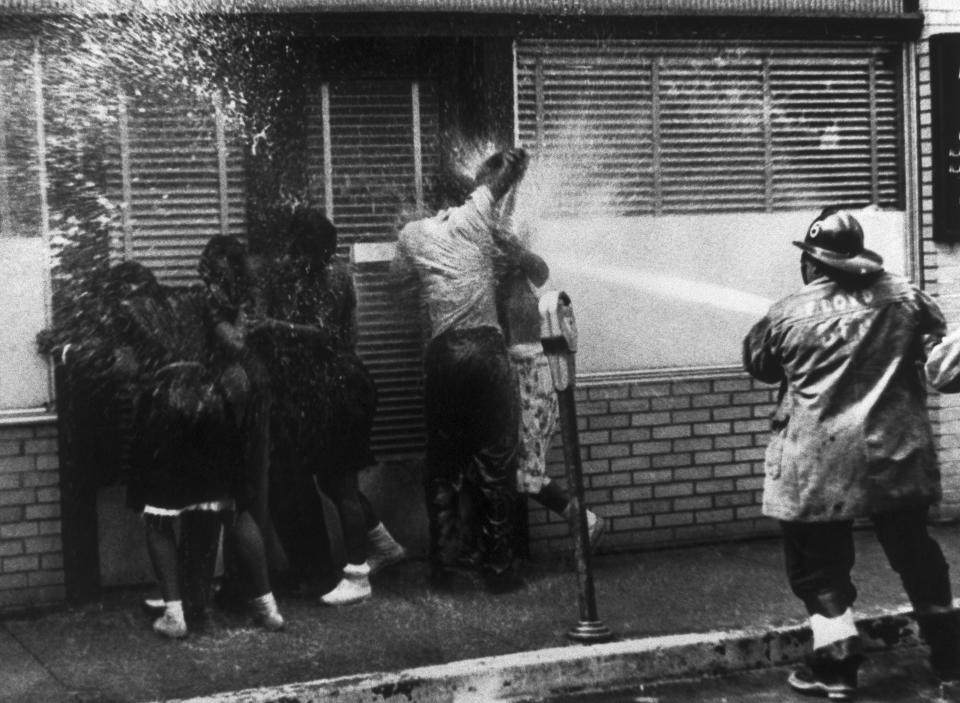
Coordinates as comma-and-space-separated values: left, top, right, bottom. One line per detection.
391, 147, 532, 592
265, 210, 405, 606
96, 262, 222, 639
743, 208, 960, 700
197, 235, 285, 633
102, 257, 283, 638
494, 218, 606, 551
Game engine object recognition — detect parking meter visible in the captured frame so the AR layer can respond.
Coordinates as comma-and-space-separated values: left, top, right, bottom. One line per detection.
539, 291, 613, 644
539, 291, 577, 391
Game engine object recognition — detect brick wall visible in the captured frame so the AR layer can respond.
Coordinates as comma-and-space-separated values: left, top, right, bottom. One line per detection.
918, 0, 960, 518
0, 420, 64, 611
528, 373, 780, 555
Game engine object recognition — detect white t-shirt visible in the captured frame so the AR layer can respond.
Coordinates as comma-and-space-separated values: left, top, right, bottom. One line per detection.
392, 186, 502, 339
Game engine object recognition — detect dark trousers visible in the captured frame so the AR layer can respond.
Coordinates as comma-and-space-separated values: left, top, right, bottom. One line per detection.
240, 354, 272, 528
424, 327, 520, 577
269, 458, 333, 583
780, 506, 952, 619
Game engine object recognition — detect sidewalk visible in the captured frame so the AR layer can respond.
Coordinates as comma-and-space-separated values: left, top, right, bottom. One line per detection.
3, 524, 960, 703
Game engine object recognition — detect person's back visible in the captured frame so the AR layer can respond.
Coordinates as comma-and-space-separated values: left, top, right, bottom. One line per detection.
745, 268, 943, 522
392, 147, 530, 591
396, 186, 501, 339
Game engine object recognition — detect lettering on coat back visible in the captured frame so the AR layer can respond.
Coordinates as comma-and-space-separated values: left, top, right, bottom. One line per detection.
793, 290, 877, 349
801, 290, 875, 319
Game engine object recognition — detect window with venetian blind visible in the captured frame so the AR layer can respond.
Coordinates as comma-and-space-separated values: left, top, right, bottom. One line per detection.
516, 40, 903, 216
107, 79, 436, 457
305, 79, 440, 457
513, 39, 906, 374
108, 91, 247, 288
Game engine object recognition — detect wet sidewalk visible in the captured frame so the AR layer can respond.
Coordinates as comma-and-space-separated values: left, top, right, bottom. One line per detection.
3, 524, 960, 703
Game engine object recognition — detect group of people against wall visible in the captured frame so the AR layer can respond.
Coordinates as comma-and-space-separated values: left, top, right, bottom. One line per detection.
45, 210, 409, 638
42, 145, 608, 640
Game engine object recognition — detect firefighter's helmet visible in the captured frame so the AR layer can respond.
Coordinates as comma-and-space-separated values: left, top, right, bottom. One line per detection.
792, 208, 883, 275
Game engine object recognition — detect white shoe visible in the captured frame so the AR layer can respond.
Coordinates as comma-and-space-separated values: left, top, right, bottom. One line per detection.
250, 592, 284, 632
153, 610, 188, 639
255, 609, 285, 632
321, 562, 372, 606
367, 523, 407, 575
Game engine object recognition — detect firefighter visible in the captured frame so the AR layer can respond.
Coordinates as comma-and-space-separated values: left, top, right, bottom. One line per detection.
743, 208, 960, 699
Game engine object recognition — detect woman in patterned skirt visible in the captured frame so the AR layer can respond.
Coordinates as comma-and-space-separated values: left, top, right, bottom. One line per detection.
497, 248, 606, 551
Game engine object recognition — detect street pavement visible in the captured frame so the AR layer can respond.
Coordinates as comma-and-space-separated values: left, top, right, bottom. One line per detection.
2, 523, 960, 702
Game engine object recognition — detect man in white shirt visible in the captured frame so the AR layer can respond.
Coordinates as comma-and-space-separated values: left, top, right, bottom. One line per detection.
392, 147, 529, 591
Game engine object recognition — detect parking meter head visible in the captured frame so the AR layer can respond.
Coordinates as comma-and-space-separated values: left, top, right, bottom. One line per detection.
539, 290, 578, 354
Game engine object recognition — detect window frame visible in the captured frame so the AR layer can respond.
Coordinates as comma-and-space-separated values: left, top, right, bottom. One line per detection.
0, 36, 54, 417
512, 37, 919, 382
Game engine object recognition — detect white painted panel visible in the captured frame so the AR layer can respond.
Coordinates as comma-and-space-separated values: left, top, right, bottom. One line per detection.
0, 236, 50, 409
528, 210, 906, 373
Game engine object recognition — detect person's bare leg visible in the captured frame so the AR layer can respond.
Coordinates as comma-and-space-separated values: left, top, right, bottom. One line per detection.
144, 514, 187, 638
321, 473, 372, 605
228, 510, 284, 630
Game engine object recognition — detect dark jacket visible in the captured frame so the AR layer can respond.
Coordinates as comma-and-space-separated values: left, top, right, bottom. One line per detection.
743, 271, 945, 521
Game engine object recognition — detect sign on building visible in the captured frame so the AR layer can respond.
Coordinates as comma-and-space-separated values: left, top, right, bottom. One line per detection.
931, 34, 960, 244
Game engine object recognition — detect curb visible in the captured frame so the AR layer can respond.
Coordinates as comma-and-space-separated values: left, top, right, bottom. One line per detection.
172, 607, 922, 703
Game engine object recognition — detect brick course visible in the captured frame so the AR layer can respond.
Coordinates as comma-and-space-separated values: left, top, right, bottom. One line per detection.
0, 420, 64, 611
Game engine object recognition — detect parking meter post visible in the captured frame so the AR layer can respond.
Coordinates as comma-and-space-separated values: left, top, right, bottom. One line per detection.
539, 291, 613, 645
556, 384, 612, 643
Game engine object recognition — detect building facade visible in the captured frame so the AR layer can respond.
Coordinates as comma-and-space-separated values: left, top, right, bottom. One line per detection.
0, 0, 958, 611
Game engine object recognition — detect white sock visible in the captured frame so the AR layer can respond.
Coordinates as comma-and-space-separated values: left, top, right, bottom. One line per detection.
344, 562, 371, 577
810, 608, 858, 650
252, 592, 278, 613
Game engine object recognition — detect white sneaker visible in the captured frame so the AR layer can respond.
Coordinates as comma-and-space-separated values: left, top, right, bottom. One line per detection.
153, 610, 188, 639
255, 609, 285, 632
250, 592, 284, 632
367, 523, 407, 575
321, 562, 372, 606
